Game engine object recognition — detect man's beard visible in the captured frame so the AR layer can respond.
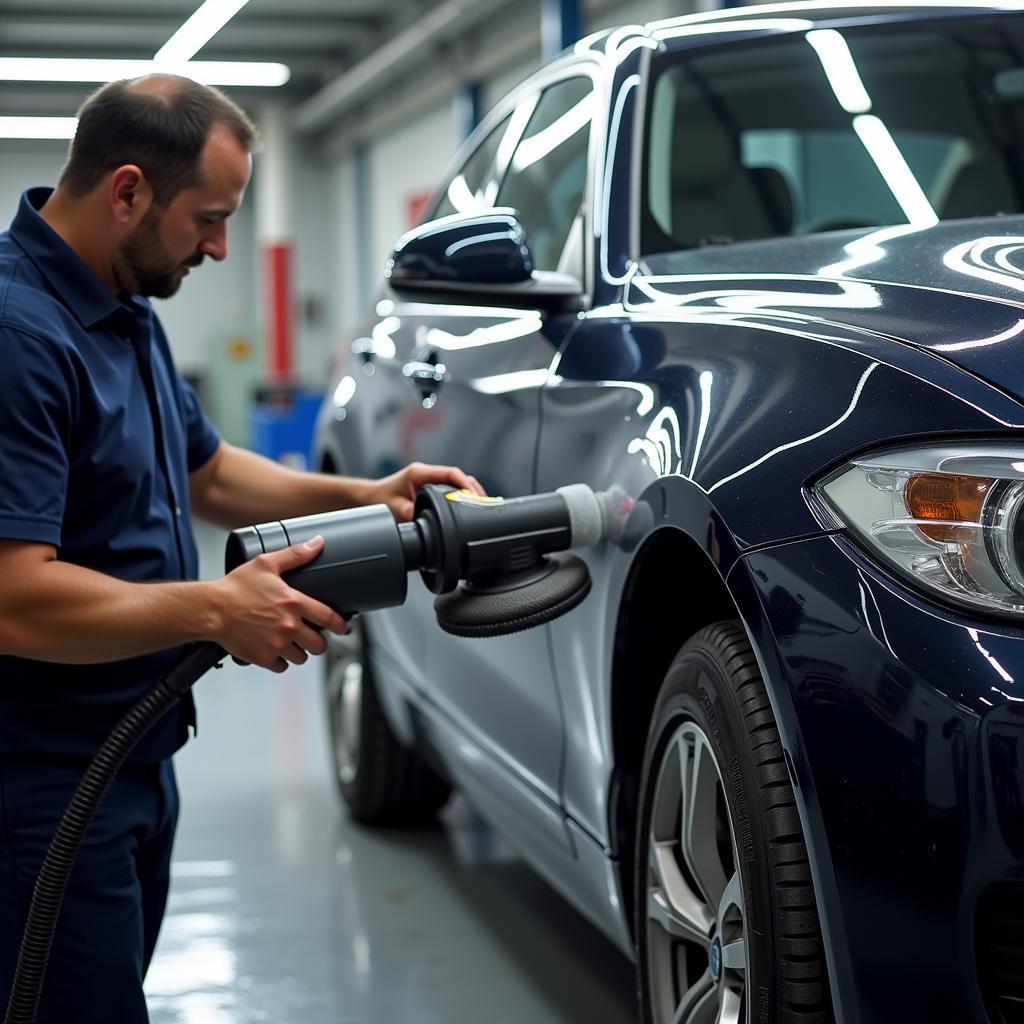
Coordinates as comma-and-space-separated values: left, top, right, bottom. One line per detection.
119, 210, 198, 299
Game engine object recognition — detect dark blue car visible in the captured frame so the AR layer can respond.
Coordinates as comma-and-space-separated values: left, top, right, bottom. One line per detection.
315, 5, 1024, 1021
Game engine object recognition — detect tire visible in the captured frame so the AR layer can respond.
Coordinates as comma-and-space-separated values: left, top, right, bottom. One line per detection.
634, 621, 833, 1024
324, 617, 450, 825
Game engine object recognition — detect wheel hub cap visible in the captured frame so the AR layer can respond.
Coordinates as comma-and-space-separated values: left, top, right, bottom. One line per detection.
710, 938, 722, 982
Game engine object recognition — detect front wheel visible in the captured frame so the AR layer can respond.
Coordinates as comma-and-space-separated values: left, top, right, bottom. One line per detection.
634, 622, 832, 1023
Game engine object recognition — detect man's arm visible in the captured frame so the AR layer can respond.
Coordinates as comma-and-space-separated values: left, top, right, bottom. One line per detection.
0, 536, 346, 671
0, 445, 481, 670
189, 441, 483, 528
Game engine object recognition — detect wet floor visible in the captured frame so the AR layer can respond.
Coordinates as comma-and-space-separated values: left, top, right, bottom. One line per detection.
146, 524, 636, 1024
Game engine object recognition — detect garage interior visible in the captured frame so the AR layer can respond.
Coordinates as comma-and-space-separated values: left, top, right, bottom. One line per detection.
0, 1, 720, 1021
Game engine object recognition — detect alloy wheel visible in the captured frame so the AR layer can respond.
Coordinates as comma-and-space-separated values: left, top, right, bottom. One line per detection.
645, 720, 747, 1024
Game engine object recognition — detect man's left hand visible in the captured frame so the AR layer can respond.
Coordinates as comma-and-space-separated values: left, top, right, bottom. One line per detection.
366, 462, 485, 522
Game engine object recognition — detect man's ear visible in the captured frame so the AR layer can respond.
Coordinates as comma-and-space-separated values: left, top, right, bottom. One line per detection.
109, 165, 153, 227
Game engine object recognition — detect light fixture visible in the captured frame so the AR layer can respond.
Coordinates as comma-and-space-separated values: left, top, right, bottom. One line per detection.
0, 57, 289, 87
0, 0, 281, 141
0, 116, 78, 139
155, 0, 253, 64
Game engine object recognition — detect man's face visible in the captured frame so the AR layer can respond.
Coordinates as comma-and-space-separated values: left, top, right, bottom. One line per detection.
119, 124, 252, 298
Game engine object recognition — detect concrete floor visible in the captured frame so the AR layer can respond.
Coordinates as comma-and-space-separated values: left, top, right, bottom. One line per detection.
146, 524, 636, 1023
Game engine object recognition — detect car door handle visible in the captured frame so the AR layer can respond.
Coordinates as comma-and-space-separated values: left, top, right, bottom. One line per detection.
402, 360, 450, 392
351, 336, 375, 364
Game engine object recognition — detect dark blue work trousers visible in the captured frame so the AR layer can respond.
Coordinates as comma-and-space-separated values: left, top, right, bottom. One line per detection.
0, 757, 178, 1023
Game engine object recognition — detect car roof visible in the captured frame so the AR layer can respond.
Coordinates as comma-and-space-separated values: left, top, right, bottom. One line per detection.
643, 1, 1024, 47
567, 3, 1023, 61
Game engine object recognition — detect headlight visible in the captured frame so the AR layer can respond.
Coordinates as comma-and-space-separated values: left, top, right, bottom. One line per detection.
815, 445, 1024, 616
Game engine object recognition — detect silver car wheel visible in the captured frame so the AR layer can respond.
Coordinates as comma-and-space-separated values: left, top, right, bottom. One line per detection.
646, 720, 747, 1024
326, 620, 364, 785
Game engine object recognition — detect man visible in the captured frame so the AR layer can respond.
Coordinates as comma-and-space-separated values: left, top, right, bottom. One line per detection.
0, 75, 480, 1022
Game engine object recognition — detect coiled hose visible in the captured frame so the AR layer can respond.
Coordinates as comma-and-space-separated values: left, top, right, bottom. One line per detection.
3, 642, 226, 1024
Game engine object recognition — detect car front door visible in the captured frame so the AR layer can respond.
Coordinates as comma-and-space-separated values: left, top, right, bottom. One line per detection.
364, 69, 598, 828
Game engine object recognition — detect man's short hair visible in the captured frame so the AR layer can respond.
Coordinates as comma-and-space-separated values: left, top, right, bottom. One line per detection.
60, 75, 258, 205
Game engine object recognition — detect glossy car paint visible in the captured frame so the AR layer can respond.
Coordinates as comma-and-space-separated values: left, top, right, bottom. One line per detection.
316, 5, 1024, 1020
388, 210, 535, 287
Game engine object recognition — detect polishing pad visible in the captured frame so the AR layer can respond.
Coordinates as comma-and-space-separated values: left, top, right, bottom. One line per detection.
435, 553, 592, 638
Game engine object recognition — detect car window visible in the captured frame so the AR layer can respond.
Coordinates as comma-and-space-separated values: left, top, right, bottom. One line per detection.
642, 17, 1024, 253
496, 76, 594, 272
431, 114, 514, 221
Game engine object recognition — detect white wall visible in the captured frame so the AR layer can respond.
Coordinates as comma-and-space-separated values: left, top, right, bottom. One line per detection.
156, 196, 256, 375
328, 152, 361, 342
291, 141, 336, 388
0, 141, 68, 222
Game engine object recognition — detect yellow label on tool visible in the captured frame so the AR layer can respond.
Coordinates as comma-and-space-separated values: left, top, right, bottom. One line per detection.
445, 489, 503, 506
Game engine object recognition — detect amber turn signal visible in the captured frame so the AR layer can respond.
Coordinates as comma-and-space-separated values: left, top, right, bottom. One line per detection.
904, 473, 991, 541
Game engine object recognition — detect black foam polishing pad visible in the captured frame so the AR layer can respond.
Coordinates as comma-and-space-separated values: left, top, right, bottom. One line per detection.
434, 553, 591, 638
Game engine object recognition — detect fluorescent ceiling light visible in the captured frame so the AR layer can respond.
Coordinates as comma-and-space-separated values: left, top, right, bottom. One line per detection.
0, 58, 289, 87
806, 29, 872, 113
155, 0, 253, 64
853, 115, 938, 227
0, 116, 77, 139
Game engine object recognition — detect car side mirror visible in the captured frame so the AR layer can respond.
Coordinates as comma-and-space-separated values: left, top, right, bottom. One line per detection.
385, 209, 582, 312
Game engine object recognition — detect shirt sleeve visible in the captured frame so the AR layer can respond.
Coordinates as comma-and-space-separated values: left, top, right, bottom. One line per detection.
180, 376, 221, 472
0, 327, 71, 545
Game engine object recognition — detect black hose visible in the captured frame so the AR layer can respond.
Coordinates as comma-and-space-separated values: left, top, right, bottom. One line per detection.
3, 642, 226, 1024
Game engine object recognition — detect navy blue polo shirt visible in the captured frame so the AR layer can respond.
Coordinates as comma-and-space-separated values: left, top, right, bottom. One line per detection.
0, 188, 221, 762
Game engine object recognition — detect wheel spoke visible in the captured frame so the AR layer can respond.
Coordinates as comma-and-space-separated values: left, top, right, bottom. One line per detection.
326, 627, 361, 659
672, 970, 716, 1024
715, 986, 743, 1024
721, 938, 745, 973
681, 731, 727, 907
648, 839, 713, 943
717, 871, 743, 934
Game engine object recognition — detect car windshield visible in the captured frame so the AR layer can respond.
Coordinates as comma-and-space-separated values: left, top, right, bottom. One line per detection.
642, 16, 1024, 253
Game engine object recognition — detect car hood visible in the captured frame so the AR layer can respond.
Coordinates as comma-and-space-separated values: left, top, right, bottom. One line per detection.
635, 216, 1024, 405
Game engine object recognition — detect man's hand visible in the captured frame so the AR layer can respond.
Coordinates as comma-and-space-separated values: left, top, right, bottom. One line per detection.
364, 462, 485, 522
209, 535, 347, 672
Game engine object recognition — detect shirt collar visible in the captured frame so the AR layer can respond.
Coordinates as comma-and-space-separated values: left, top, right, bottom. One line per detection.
9, 187, 133, 330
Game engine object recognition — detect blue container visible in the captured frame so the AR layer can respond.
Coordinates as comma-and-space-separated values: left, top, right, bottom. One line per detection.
249, 391, 323, 469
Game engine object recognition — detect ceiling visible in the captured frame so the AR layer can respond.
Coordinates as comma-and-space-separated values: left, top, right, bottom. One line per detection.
0, 0, 438, 118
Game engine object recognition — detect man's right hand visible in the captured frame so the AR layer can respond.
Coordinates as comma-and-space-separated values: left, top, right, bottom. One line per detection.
210, 535, 347, 672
